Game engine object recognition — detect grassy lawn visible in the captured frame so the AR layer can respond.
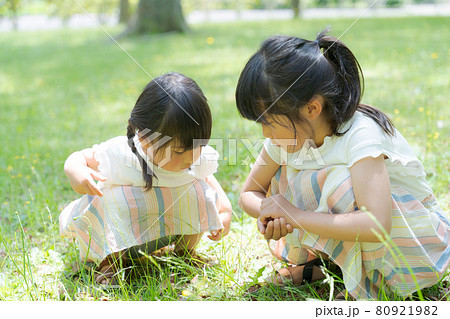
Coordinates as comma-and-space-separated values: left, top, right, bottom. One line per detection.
0, 16, 449, 301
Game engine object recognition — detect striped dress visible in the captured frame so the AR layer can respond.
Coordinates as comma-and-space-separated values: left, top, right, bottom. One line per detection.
263, 112, 450, 299
268, 165, 450, 299
59, 137, 223, 263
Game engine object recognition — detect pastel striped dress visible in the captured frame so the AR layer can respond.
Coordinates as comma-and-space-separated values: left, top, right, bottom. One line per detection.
59, 136, 224, 263
264, 112, 450, 299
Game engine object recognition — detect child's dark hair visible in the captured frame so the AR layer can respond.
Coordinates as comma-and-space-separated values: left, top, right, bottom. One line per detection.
127, 72, 212, 190
235, 29, 394, 138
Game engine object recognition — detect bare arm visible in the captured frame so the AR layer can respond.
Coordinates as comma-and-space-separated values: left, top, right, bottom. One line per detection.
205, 174, 232, 241
239, 147, 295, 240
205, 175, 232, 212
259, 155, 392, 242
239, 147, 281, 219
64, 148, 106, 196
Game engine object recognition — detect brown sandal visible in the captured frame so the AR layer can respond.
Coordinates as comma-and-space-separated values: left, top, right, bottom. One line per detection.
267, 258, 328, 286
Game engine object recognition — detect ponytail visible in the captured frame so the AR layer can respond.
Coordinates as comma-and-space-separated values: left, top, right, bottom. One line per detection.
316, 30, 395, 136
127, 123, 154, 191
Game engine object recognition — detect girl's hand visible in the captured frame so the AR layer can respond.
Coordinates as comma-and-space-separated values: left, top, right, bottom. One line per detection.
258, 194, 296, 240
257, 217, 293, 241
208, 210, 232, 241
66, 165, 107, 197
64, 149, 106, 197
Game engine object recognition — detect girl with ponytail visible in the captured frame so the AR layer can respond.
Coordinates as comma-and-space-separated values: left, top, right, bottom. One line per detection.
237, 30, 449, 299
61, 73, 232, 286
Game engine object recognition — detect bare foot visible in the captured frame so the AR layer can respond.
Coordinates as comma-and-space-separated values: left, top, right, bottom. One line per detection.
335, 290, 355, 301
95, 252, 126, 286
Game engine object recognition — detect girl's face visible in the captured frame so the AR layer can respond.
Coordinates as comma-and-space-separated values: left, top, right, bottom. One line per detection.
141, 139, 202, 172
155, 146, 202, 172
261, 115, 309, 153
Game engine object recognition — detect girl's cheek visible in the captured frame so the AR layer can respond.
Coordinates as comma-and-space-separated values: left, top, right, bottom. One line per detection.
187, 148, 201, 164
170, 154, 183, 165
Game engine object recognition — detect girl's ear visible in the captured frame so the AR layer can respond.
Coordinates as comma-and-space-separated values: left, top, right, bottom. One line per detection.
301, 96, 324, 121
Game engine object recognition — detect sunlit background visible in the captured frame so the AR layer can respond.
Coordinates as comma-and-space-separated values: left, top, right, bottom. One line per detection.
0, 0, 449, 301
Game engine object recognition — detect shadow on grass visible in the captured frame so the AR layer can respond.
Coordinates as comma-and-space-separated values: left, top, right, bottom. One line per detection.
60, 253, 224, 301
59, 254, 450, 301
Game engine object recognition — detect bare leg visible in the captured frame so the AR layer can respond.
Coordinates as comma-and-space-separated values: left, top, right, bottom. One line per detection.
174, 233, 204, 254
172, 232, 217, 267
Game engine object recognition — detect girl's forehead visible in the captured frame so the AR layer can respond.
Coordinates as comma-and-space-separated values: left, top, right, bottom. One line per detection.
141, 135, 205, 152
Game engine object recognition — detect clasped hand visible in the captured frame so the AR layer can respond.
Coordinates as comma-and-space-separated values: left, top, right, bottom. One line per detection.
257, 194, 296, 240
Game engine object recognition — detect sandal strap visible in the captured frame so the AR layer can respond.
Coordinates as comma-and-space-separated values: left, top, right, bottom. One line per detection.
267, 258, 330, 287
301, 258, 327, 283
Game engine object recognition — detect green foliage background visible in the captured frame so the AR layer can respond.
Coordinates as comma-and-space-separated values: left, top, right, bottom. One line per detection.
0, 15, 448, 300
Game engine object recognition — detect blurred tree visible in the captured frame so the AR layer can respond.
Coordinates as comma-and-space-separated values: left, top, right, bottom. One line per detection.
128, 0, 188, 34
118, 0, 130, 23
385, 0, 403, 7
0, 0, 22, 30
292, 0, 300, 18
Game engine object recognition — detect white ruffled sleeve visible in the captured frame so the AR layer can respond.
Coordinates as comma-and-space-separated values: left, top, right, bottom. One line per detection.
343, 115, 433, 201
189, 145, 220, 179
344, 115, 426, 173
345, 117, 387, 168
93, 136, 146, 187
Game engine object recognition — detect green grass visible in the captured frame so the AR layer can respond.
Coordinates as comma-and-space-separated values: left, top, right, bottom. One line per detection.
0, 16, 449, 301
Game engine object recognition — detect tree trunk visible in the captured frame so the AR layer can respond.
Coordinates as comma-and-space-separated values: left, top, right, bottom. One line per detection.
134, 0, 188, 34
118, 0, 130, 24
292, 0, 301, 18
